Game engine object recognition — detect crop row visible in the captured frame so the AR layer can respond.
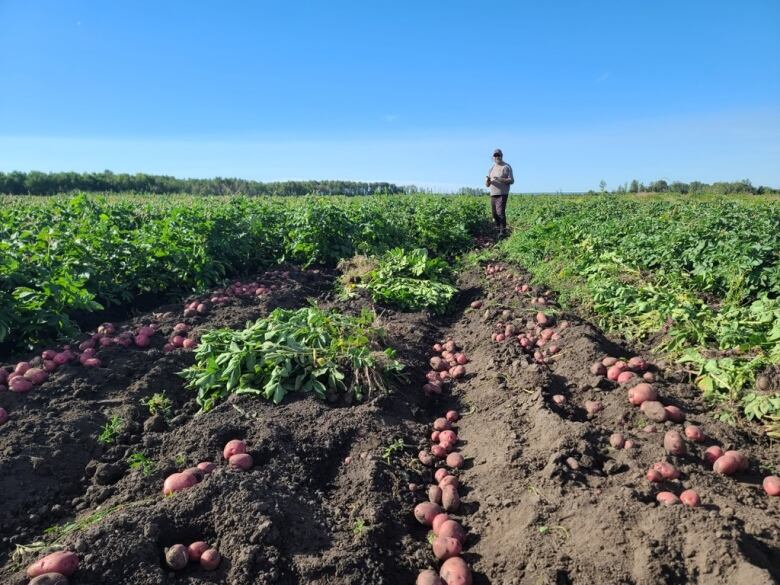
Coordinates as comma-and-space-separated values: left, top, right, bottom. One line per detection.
502, 195, 780, 424
0, 194, 486, 349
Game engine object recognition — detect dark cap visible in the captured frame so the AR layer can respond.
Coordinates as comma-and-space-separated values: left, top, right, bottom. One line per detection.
493, 149, 503, 156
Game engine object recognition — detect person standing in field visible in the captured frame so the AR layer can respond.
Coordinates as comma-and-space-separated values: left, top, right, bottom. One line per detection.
485, 148, 514, 239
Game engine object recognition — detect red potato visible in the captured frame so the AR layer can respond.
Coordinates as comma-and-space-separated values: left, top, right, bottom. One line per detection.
584, 400, 603, 415
704, 446, 724, 466
723, 450, 749, 471
617, 371, 637, 384
663, 430, 687, 456
469, 300, 482, 309
449, 365, 466, 379
41, 349, 57, 360
188, 541, 210, 562
431, 431, 441, 443
26, 551, 79, 578
628, 383, 657, 405
628, 356, 647, 372
99, 336, 114, 348
607, 365, 623, 381
438, 519, 466, 543
439, 430, 457, 445
443, 340, 457, 353
432, 343, 443, 352
540, 328, 555, 341
602, 356, 618, 367
455, 353, 468, 365
197, 461, 215, 474
44, 359, 58, 372
441, 351, 454, 361
430, 357, 444, 371
656, 492, 680, 506
446, 453, 464, 469
609, 433, 626, 449
433, 418, 452, 431
495, 333, 506, 342
536, 312, 549, 326
165, 544, 189, 570
432, 536, 462, 560
423, 383, 443, 395
171, 335, 186, 348
138, 325, 156, 337
414, 502, 443, 526
163, 472, 198, 495
173, 323, 190, 334
643, 372, 656, 383
445, 410, 459, 422
653, 461, 680, 480
434, 468, 450, 482
428, 485, 443, 505
223, 439, 247, 460
419, 451, 436, 466
24, 368, 48, 385
680, 489, 701, 507
432, 513, 450, 534
439, 556, 472, 585
83, 357, 101, 368
442, 485, 460, 511
640, 401, 667, 423
763, 476, 780, 496
229, 453, 253, 470
646, 468, 664, 483
183, 338, 197, 349
643, 425, 657, 434
552, 394, 566, 406
624, 440, 635, 449
431, 444, 448, 459
664, 405, 686, 423
684, 425, 704, 442
77, 339, 95, 351
417, 569, 444, 585
200, 548, 221, 571
134, 334, 151, 348
590, 362, 607, 376
53, 352, 71, 365
183, 467, 205, 483
713, 454, 743, 475
426, 371, 440, 382
439, 475, 459, 489
438, 371, 452, 382
9, 377, 33, 393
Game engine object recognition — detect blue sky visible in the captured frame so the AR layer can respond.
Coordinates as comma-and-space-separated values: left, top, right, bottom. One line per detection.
0, 1, 778, 192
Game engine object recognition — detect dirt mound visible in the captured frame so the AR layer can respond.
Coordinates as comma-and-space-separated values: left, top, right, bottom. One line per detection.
1, 264, 778, 585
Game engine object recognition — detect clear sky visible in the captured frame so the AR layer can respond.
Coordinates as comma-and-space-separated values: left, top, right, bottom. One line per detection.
1, 0, 778, 192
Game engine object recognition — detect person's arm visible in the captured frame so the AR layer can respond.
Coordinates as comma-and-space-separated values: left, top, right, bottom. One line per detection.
505, 165, 514, 185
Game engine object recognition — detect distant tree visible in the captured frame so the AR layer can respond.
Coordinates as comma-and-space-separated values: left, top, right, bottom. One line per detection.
599, 180, 607, 193
649, 180, 669, 192
629, 179, 639, 193
669, 181, 690, 194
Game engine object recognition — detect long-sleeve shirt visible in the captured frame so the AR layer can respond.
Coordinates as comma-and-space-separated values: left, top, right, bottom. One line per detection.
487, 163, 514, 196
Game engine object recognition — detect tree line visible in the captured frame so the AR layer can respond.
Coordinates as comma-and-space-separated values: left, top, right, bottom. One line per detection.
609, 179, 779, 195
0, 170, 407, 196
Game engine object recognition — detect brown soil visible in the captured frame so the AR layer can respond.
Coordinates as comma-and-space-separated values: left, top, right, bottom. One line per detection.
0, 263, 778, 585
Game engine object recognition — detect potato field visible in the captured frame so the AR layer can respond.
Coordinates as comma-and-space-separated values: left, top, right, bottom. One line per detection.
0, 193, 778, 585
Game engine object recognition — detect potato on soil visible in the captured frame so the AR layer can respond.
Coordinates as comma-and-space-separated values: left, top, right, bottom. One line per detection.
656, 492, 679, 506
664, 405, 685, 423
419, 451, 436, 466
26, 551, 79, 578
163, 472, 198, 495
628, 383, 657, 406
723, 450, 749, 471
446, 452, 464, 469
680, 489, 701, 507
428, 485, 443, 504
197, 461, 216, 474
432, 513, 450, 534
188, 541, 210, 562
433, 536, 463, 560
439, 474, 459, 489
646, 468, 664, 483
439, 430, 457, 444
417, 569, 444, 585
445, 410, 459, 422
229, 453, 253, 470
434, 468, 449, 482
438, 519, 466, 543
684, 425, 704, 442
431, 444, 448, 459
442, 485, 460, 511
165, 544, 189, 570
602, 356, 618, 367
439, 556, 472, 585
703, 445, 724, 466
640, 400, 667, 422
200, 548, 221, 571
713, 453, 744, 475
653, 461, 680, 480
590, 362, 607, 376
617, 371, 636, 384
609, 433, 625, 449
663, 430, 687, 456
414, 502, 443, 526
763, 476, 780, 496
584, 400, 603, 414
223, 439, 246, 460
433, 417, 452, 431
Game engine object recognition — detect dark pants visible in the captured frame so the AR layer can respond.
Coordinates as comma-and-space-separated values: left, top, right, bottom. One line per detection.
491, 194, 508, 232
